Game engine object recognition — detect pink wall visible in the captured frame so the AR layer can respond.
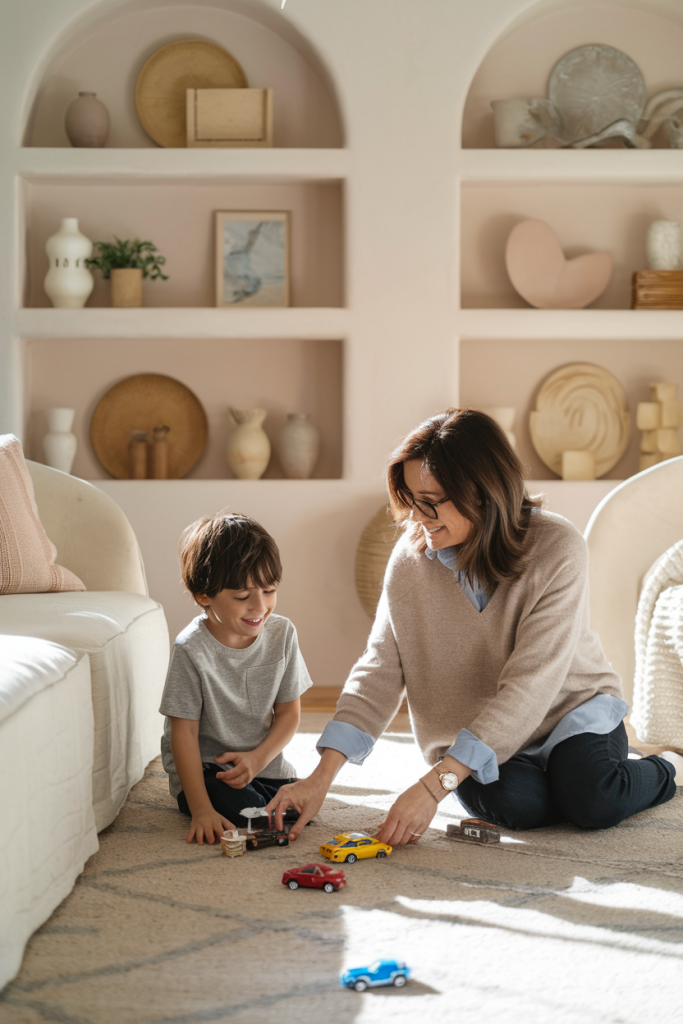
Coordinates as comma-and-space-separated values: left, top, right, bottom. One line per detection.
24, 181, 344, 309
26, 336, 343, 480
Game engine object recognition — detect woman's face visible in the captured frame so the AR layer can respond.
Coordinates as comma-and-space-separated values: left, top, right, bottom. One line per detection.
403, 459, 474, 550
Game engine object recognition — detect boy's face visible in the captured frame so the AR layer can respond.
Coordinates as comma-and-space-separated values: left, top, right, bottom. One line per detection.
195, 578, 277, 649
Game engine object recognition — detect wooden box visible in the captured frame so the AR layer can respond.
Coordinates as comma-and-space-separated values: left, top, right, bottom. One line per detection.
632, 270, 683, 309
186, 88, 273, 148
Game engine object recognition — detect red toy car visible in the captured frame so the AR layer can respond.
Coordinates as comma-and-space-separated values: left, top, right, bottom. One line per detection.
282, 863, 346, 892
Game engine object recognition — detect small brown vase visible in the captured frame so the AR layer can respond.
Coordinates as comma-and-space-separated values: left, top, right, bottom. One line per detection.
111, 268, 143, 307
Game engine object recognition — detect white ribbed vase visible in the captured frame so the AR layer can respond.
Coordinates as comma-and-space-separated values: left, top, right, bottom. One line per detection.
226, 408, 271, 480
44, 218, 94, 308
42, 408, 77, 474
276, 413, 320, 479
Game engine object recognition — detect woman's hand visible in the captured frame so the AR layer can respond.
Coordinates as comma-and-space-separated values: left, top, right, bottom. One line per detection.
186, 808, 234, 845
214, 751, 261, 789
264, 775, 328, 841
264, 748, 347, 841
374, 780, 440, 847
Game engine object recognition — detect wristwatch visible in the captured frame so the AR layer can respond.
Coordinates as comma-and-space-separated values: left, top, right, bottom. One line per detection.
433, 764, 459, 792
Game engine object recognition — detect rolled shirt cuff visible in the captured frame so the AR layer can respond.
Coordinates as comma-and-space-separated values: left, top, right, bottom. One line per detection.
446, 728, 499, 784
317, 720, 377, 765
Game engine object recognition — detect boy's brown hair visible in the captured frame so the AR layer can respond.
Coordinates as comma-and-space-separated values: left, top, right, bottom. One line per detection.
180, 512, 282, 598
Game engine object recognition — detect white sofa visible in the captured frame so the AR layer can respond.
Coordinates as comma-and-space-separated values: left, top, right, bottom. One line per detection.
0, 462, 169, 989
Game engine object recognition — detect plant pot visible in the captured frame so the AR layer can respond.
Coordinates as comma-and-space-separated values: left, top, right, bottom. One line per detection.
111, 268, 143, 307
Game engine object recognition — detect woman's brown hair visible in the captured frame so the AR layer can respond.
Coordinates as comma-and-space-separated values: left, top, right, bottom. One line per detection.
387, 409, 542, 595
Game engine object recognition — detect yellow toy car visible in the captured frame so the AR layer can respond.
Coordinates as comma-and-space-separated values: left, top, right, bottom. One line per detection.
319, 831, 392, 864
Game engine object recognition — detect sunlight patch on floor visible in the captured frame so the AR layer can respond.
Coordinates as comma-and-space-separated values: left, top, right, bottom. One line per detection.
558, 877, 683, 917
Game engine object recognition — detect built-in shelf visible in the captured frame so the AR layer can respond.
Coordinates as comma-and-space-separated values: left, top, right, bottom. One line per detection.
457, 309, 683, 341
17, 307, 350, 340
458, 149, 683, 184
16, 148, 349, 185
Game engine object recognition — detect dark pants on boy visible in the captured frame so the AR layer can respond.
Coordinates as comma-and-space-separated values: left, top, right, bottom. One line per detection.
177, 763, 297, 828
457, 722, 676, 830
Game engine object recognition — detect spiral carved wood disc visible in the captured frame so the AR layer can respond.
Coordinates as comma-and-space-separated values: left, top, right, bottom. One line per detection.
530, 363, 631, 478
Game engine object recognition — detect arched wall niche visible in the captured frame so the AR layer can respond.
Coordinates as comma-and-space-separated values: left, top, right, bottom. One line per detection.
23, 0, 345, 148
462, 0, 683, 148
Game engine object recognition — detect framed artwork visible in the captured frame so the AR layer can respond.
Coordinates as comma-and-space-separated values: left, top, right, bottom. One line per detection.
215, 211, 290, 307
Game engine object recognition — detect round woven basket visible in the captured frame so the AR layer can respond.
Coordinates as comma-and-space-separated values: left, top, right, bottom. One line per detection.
355, 505, 400, 618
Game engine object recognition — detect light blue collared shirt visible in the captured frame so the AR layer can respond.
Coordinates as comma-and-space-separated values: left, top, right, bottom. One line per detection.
318, 545, 628, 783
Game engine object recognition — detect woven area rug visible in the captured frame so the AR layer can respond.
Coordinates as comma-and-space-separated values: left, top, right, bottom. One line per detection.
2, 717, 683, 1024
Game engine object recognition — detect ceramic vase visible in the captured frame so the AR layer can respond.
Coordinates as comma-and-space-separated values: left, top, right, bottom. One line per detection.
44, 218, 94, 309
42, 408, 77, 474
111, 268, 143, 307
646, 220, 683, 270
483, 406, 517, 450
64, 92, 110, 148
226, 408, 271, 479
276, 413, 320, 479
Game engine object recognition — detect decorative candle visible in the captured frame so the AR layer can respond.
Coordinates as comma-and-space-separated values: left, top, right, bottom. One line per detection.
561, 450, 596, 481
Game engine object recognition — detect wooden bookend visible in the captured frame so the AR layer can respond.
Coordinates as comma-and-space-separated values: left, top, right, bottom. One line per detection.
632, 270, 683, 309
186, 88, 273, 148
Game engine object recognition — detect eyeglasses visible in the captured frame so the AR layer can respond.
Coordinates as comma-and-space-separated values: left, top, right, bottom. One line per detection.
408, 495, 452, 520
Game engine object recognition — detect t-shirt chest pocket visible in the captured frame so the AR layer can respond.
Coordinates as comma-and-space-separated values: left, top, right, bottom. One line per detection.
246, 658, 286, 716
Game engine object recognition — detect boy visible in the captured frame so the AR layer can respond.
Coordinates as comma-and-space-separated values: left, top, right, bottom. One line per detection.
159, 512, 312, 845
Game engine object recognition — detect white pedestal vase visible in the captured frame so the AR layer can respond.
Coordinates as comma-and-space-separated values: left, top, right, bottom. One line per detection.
44, 218, 94, 308
226, 408, 271, 480
42, 408, 77, 474
276, 413, 320, 479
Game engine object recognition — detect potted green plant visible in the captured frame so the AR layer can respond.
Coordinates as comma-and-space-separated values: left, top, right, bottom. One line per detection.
85, 236, 169, 307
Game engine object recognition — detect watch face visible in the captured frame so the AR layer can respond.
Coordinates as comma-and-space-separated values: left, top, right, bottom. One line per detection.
440, 772, 458, 791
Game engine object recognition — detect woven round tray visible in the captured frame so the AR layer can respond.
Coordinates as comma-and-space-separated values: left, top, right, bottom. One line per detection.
136, 40, 248, 147
90, 374, 208, 479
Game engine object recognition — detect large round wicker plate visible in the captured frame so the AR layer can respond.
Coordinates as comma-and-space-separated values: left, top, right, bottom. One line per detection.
530, 363, 631, 477
135, 40, 248, 147
91, 374, 208, 479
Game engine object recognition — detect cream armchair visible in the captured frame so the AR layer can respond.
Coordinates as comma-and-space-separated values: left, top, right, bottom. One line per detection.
0, 463, 169, 989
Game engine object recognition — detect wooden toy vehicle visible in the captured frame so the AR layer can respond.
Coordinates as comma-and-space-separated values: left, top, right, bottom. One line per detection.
446, 818, 500, 845
340, 959, 410, 991
320, 831, 392, 864
238, 826, 289, 850
282, 863, 346, 892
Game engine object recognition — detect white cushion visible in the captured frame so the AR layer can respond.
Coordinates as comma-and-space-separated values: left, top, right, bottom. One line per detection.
0, 645, 97, 988
0, 634, 80, 725
0, 591, 170, 829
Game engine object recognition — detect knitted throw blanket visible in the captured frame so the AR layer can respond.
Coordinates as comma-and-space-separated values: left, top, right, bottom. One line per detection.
632, 539, 683, 747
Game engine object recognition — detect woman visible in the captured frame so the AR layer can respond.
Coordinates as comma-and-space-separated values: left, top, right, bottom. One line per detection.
267, 409, 677, 845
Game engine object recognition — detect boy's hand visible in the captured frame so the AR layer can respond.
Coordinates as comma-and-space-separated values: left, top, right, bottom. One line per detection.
214, 751, 261, 789
187, 808, 234, 845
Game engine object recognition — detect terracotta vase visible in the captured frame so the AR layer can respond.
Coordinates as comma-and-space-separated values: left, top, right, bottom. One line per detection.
43, 218, 94, 309
276, 413, 320, 479
64, 92, 110, 148
226, 408, 271, 479
42, 408, 77, 474
111, 268, 143, 307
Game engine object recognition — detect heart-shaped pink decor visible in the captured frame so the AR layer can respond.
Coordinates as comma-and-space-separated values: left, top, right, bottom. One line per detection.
505, 219, 613, 309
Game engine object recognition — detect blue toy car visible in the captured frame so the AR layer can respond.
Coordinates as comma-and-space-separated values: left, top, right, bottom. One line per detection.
340, 958, 410, 991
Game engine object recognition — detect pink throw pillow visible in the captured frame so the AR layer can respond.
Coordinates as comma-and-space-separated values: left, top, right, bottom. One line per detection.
0, 434, 85, 594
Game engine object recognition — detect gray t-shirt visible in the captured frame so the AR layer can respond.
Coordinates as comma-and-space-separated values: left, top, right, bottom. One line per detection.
159, 613, 312, 798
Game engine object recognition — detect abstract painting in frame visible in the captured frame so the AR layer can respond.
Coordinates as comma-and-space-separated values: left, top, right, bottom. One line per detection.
215, 211, 290, 307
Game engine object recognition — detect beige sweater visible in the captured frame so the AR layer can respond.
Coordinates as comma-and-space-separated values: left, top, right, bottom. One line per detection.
335, 510, 622, 767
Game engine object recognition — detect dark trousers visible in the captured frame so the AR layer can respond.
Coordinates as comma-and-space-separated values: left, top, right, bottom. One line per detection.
177, 763, 297, 828
457, 722, 676, 831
